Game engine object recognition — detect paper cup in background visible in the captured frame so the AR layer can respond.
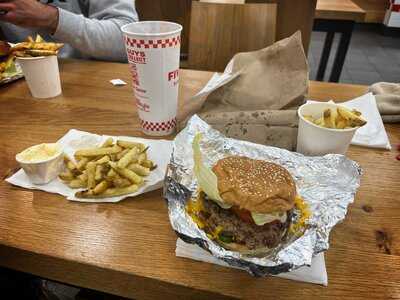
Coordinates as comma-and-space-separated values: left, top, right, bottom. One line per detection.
297, 102, 359, 156
121, 21, 182, 136
16, 56, 62, 99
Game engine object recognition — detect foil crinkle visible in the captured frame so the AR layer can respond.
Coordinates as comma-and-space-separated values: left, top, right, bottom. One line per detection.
164, 115, 362, 276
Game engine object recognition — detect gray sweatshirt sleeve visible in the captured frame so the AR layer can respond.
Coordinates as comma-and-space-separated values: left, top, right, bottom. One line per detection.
53, 0, 138, 62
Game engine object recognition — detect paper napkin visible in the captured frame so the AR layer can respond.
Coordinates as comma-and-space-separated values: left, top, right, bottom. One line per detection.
176, 239, 328, 285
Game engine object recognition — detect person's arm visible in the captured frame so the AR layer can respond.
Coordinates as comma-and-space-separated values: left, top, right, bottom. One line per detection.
53, 0, 138, 62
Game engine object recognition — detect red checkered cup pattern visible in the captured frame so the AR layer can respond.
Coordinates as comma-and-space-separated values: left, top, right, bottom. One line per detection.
121, 21, 182, 136
140, 118, 177, 134
124, 36, 181, 49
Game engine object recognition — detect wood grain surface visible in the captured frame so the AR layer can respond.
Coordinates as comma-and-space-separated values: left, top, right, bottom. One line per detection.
135, 0, 192, 56
247, 0, 317, 54
352, 0, 390, 23
188, 2, 277, 71
316, 0, 366, 21
0, 59, 399, 300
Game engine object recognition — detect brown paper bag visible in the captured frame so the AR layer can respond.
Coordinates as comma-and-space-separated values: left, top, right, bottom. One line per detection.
180, 31, 309, 150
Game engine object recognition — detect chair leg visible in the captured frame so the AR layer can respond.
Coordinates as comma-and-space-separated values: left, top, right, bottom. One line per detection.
329, 22, 354, 82
316, 31, 335, 81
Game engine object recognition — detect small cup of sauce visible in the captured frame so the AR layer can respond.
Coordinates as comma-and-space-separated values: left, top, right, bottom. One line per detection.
16, 143, 64, 185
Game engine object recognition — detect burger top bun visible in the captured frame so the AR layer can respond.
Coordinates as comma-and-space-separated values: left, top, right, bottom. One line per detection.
212, 156, 296, 214
0, 41, 10, 57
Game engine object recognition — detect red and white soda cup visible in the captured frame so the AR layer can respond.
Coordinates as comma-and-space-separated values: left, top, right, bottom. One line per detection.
121, 21, 183, 136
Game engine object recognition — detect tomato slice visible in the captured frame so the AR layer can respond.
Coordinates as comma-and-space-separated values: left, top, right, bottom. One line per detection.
230, 206, 254, 224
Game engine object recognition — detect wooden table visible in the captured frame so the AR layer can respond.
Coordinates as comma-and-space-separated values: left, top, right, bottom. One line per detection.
316, 0, 366, 21
0, 59, 399, 300
314, 0, 366, 82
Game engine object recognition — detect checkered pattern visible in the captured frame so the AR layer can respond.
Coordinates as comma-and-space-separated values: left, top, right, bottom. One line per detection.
140, 118, 177, 132
125, 36, 180, 49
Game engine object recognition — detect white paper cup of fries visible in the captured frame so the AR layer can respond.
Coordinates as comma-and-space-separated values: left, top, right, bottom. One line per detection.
16, 55, 62, 99
297, 102, 366, 156
16, 143, 64, 185
121, 21, 182, 136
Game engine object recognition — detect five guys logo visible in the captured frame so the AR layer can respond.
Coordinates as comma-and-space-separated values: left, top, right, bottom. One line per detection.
168, 69, 179, 86
127, 49, 146, 64
130, 63, 139, 86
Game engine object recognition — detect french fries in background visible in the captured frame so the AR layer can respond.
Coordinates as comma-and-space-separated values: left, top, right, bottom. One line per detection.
303, 106, 367, 129
59, 139, 156, 199
11, 34, 64, 58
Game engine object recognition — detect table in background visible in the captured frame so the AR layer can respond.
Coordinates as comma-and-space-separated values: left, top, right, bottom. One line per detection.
314, 0, 365, 82
0, 59, 399, 300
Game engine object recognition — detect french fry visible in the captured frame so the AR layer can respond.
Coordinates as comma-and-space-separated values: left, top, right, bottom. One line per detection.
64, 155, 78, 171
77, 171, 88, 183
117, 148, 139, 169
31, 42, 64, 51
86, 162, 97, 189
93, 180, 109, 194
336, 114, 347, 129
116, 148, 130, 161
95, 164, 104, 181
323, 108, 337, 128
75, 184, 139, 199
11, 42, 32, 52
117, 140, 146, 152
107, 168, 117, 177
138, 152, 147, 164
76, 157, 90, 171
75, 145, 122, 157
95, 155, 110, 164
126, 163, 150, 176
35, 34, 44, 43
68, 179, 86, 189
101, 137, 114, 148
25, 49, 57, 57
141, 159, 156, 170
27, 36, 35, 43
109, 154, 118, 161
337, 107, 367, 127
59, 170, 75, 181
113, 177, 132, 188
109, 161, 143, 184
66, 160, 77, 171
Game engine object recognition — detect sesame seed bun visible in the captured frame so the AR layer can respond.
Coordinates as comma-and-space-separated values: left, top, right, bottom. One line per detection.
212, 156, 296, 214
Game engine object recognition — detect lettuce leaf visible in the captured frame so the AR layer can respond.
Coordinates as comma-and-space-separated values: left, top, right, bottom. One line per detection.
2, 58, 19, 78
192, 133, 232, 209
251, 212, 287, 226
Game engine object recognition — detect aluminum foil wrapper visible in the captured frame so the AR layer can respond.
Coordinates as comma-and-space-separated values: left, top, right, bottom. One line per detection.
164, 115, 362, 276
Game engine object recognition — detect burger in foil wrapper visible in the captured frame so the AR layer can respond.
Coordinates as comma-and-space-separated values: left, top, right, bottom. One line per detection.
164, 115, 362, 276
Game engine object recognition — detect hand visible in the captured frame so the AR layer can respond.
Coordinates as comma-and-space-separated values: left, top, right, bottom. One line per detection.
0, 0, 59, 34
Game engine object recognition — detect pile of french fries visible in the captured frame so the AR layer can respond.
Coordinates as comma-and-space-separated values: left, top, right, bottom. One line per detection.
303, 106, 367, 129
59, 138, 156, 199
11, 34, 64, 57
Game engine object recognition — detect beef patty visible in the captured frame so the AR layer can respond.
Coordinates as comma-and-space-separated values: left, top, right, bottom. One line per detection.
201, 196, 291, 250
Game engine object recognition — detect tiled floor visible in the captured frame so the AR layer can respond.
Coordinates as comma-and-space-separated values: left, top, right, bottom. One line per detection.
308, 24, 400, 85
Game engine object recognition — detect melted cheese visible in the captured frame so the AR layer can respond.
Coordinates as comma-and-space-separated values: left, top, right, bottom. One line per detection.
17, 143, 61, 163
290, 195, 311, 235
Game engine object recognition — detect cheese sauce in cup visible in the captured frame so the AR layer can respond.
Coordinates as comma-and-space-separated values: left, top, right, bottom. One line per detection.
16, 143, 64, 184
